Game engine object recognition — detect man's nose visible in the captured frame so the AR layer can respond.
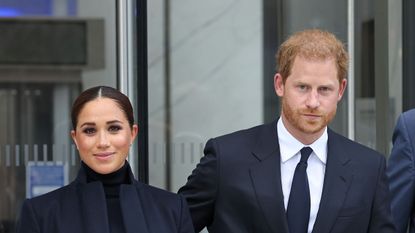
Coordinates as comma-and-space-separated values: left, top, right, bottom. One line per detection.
305, 90, 320, 108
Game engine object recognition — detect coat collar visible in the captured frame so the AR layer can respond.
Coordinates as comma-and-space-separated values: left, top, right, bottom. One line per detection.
75, 161, 137, 185
311, 129, 353, 233
120, 184, 150, 233
75, 161, 149, 233
249, 122, 354, 233
249, 120, 289, 233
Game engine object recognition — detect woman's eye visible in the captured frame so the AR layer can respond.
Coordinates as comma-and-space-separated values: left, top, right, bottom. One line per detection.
108, 125, 122, 132
83, 128, 96, 134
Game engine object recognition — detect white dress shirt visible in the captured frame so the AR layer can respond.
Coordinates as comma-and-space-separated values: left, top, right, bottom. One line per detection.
277, 118, 327, 233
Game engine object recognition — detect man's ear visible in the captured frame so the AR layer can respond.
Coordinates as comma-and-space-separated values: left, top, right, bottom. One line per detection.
337, 78, 347, 101
274, 73, 284, 97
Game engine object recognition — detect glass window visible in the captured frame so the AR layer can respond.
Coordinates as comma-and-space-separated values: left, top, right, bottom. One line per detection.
0, 1, 128, 232
147, 0, 349, 192
354, 0, 376, 149
147, 1, 263, 192
281, 0, 349, 135
147, 1, 348, 232
354, 0, 402, 154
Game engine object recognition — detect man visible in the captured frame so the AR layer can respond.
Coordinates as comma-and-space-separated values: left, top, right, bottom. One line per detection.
178, 29, 396, 233
387, 109, 415, 233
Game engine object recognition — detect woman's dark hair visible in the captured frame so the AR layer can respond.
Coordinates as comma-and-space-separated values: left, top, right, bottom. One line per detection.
71, 86, 134, 129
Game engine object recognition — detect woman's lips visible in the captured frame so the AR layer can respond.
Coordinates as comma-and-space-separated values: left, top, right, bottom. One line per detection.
94, 152, 115, 160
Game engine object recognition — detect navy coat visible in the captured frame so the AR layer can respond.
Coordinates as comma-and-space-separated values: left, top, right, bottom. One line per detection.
387, 109, 415, 233
179, 120, 396, 233
17, 163, 194, 233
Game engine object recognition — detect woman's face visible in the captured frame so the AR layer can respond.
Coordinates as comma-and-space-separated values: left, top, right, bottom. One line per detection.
71, 97, 138, 174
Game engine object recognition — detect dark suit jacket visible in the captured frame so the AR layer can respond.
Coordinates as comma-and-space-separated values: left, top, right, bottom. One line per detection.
16, 163, 195, 233
179, 121, 396, 233
387, 109, 415, 233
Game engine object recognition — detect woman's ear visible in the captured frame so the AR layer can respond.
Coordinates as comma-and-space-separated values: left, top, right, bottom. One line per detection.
130, 124, 139, 144
71, 130, 79, 150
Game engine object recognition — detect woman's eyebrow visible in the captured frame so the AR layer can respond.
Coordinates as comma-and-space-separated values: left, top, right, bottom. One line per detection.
79, 122, 95, 128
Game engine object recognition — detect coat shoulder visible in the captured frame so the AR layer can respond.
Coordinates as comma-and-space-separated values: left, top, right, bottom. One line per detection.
25, 183, 75, 206
215, 122, 273, 140
402, 108, 415, 118
329, 129, 385, 162
399, 109, 415, 129
210, 121, 275, 149
137, 182, 188, 216
139, 183, 183, 203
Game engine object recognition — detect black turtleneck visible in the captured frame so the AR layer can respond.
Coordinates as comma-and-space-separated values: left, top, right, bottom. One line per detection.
83, 162, 130, 233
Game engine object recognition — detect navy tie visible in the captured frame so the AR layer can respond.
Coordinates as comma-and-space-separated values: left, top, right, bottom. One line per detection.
287, 147, 313, 233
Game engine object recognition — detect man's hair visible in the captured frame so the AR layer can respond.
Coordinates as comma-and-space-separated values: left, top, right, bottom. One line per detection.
276, 29, 348, 83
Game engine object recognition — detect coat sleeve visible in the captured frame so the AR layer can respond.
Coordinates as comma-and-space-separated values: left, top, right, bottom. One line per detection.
178, 139, 219, 232
178, 195, 195, 233
16, 199, 41, 233
368, 155, 397, 233
387, 112, 415, 233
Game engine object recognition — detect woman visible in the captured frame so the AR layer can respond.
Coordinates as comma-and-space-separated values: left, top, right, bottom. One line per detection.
17, 86, 194, 233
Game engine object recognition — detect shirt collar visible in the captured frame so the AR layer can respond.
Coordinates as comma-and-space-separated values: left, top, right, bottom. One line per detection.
277, 118, 328, 164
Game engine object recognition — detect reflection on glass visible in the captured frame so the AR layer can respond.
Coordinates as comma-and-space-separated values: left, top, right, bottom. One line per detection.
147, 1, 263, 194
0, 1, 114, 232
0, 84, 81, 232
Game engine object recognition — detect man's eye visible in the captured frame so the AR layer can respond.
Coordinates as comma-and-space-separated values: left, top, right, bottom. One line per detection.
83, 128, 96, 134
298, 85, 308, 91
319, 87, 331, 93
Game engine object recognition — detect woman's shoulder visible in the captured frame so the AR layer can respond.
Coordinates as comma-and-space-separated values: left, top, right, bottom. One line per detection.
133, 181, 186, 210
21, 182, 76, 215
130, 182, 194, 232
136, 181, 182, 201
28, 182, 77, 202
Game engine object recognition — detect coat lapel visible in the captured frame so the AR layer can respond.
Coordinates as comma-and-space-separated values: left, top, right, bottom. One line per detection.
312, 129, 353, 233
75, 162, 148, 233
120, 183, 150, 233
78, 181, 110, 233
249, 121, 289, 233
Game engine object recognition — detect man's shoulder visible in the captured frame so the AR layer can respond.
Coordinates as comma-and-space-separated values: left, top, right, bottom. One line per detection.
213, 121, 276, 142
328, 129, 384, 160
399, 109, 415, 129
402, 108, 415, 118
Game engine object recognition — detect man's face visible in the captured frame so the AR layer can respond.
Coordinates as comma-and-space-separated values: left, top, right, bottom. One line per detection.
274, 56, 347, 144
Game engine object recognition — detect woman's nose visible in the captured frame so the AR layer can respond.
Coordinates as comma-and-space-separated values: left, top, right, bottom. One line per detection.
97, 131, 110, 148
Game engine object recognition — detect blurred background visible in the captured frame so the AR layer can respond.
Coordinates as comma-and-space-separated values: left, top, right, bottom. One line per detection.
0, 0, 410, 232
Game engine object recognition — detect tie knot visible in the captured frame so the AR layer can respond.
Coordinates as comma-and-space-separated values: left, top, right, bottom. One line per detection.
300, 147, 312, 163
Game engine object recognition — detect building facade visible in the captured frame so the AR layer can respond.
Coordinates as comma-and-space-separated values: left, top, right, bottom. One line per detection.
0, 0, 410, 232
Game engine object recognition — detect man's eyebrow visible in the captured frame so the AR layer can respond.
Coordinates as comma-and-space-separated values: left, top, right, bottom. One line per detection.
106, 120, 123, 124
